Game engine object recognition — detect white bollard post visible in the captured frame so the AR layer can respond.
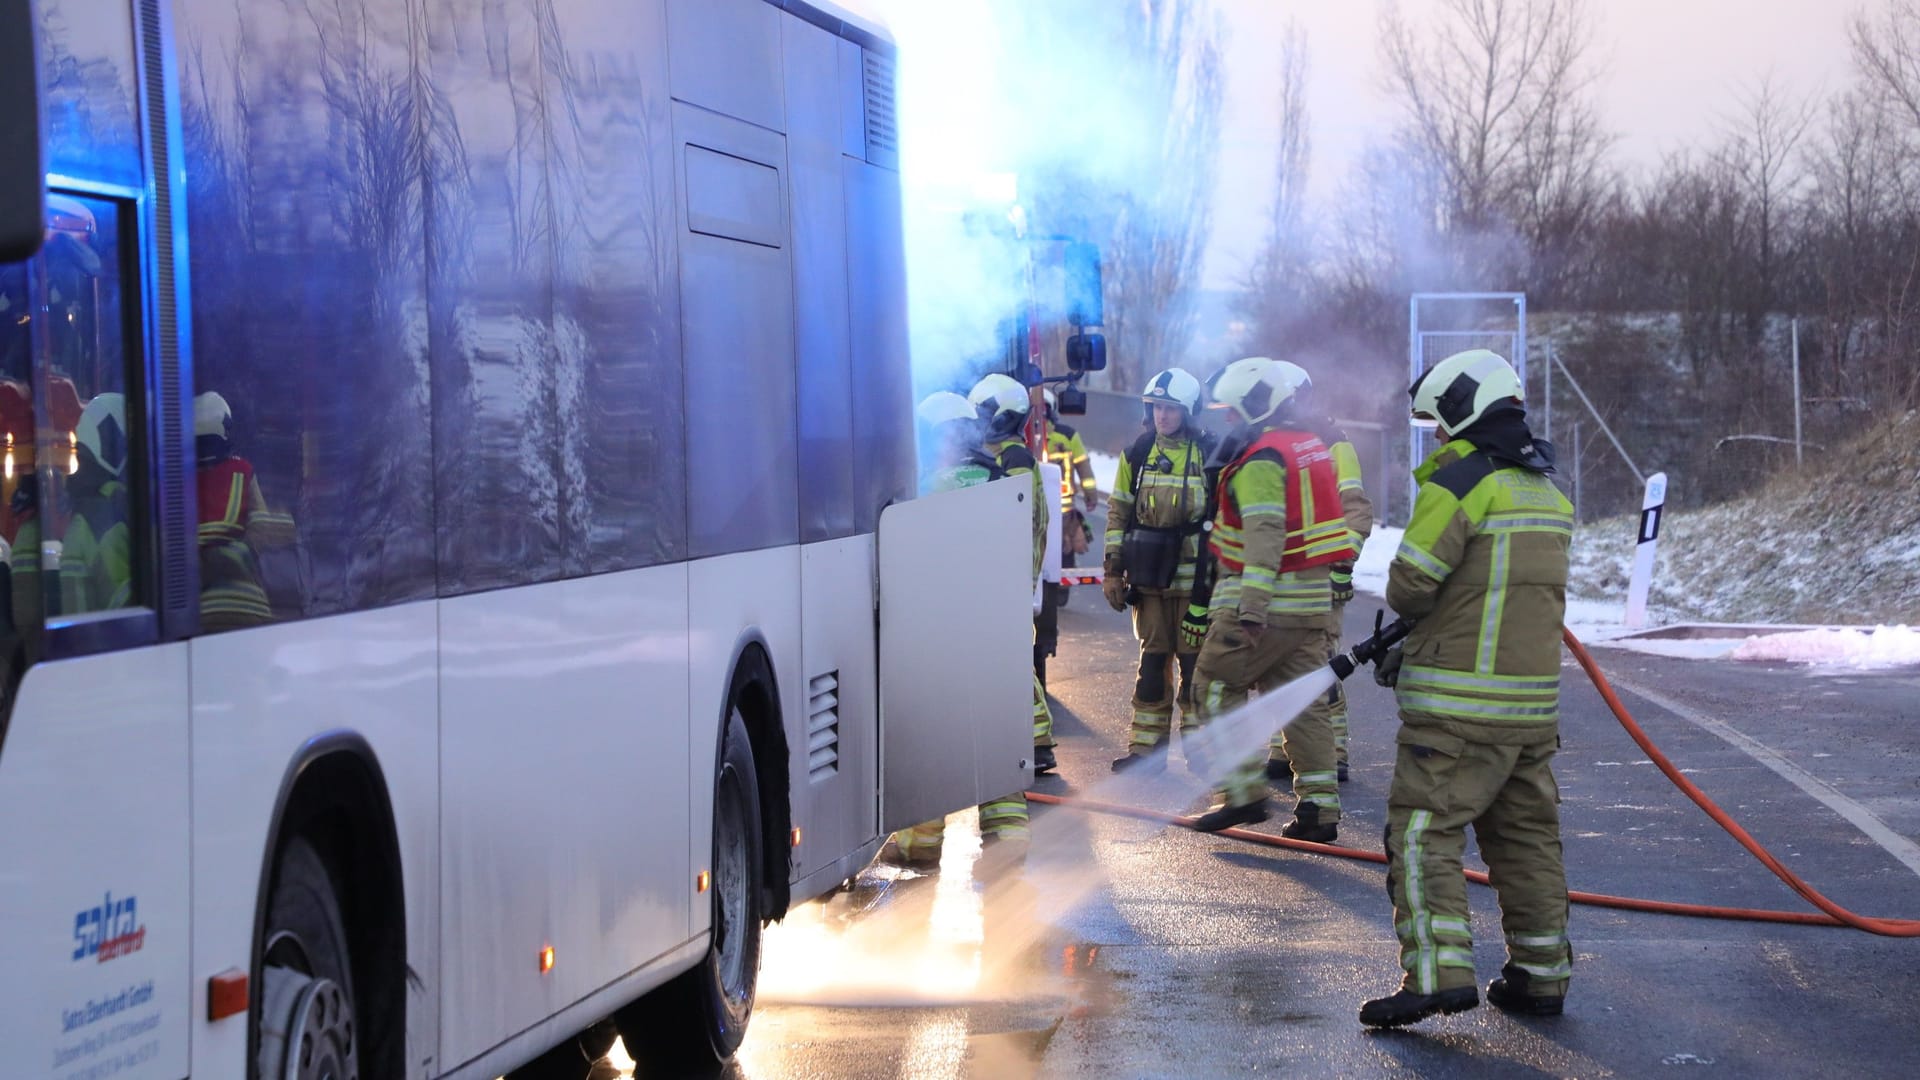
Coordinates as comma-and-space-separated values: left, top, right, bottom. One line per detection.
1624, 471, 1668, 630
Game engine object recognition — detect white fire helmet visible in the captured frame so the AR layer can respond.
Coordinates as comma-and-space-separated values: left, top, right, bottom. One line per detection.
967, 372, 1032, 439
76, 391, 128, 479
1205, 357, 1300, 426
1409, 349, 1523, 436
1139, 368, 1201, 419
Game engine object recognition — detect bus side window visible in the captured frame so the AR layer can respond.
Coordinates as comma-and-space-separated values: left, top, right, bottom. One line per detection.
28, 194, 143, 623
0, 251, 33, 675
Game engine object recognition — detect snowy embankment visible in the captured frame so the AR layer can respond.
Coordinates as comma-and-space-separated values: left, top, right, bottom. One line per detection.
1357, 523, 1920, 669
1566, 411, 1920, 628
1098, 428, 1920, 668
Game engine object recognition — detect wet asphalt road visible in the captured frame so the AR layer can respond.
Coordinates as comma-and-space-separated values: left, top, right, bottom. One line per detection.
623, 591, 1920, 1079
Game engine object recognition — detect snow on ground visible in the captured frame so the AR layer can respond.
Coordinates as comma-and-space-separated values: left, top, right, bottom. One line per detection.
1087, 450, 1119, 496
1358, 526, 1631, 640
1729, 625, 1920, 668
1352, 525, 1399, 598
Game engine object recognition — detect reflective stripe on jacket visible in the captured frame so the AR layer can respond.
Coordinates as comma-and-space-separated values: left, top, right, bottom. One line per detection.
1387, 438, 1574, 744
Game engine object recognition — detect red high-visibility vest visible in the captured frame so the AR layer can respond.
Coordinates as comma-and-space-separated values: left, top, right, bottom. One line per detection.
1210, 428, 1355, 575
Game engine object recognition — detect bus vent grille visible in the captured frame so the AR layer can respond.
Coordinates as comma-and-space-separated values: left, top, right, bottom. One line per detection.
861, 50, 897, 164
806, 671, 840, 781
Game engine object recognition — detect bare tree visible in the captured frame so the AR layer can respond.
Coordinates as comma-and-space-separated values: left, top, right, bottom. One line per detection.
1240, 20, 1312, 356
1717, 74, 1814, 320
1095, 0, 1226, 391
1851, 0, 1920, 135
1380, 0, 1600, 239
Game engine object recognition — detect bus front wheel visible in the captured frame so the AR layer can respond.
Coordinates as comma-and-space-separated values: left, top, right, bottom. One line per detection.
256, 835, 360, 1080
616, 705, 764, 1074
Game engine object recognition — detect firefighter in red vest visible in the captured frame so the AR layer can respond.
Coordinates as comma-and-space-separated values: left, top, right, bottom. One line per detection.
1184, 357, 1356, 837
195, 392, 296, 630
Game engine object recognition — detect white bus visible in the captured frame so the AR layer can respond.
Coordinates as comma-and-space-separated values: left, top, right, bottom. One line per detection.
0, 0, 1033, 1076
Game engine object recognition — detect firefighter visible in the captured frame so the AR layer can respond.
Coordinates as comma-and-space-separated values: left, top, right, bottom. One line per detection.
1043, 388, 1100, 572
880, 390, 1034, 870
1185, 357, 1355, 836
1359, 349, 1575, 1028
970, 373, 1057, 776
59, 393, 134, 614
1266, 361, 1373, 784
195, 392, 297, 631
1102, 368, 1212, 771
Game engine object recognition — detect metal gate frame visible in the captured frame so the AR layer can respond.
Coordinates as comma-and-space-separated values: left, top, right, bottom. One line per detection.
1407, 293, 1527, 516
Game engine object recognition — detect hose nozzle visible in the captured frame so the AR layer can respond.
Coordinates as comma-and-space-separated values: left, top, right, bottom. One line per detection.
1330, 610, 1415, 680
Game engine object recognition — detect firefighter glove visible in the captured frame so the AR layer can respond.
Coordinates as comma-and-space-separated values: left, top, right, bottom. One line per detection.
1329, 560, 1355, 604
1373, 645, 1404, 689
1180, 603, 1210, 652
1102, 574, 1130, 611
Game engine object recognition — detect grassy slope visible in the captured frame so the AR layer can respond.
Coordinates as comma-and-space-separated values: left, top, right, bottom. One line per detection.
1568, 411, 1920, 625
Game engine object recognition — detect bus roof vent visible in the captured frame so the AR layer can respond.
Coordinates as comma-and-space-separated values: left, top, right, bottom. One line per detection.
861, 49, 897, 168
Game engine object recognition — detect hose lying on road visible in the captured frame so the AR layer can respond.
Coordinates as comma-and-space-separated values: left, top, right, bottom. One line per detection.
1029, 627, 1920, 936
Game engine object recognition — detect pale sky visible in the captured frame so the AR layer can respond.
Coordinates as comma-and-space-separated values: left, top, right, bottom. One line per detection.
1206, 0, 1862, 289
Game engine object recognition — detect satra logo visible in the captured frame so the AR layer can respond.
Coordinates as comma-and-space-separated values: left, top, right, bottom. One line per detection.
72, 892, 145, 963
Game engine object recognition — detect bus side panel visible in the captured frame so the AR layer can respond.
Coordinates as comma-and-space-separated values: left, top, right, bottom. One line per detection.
784, 13, 858, 544
687, 547, 804, 933
792, 535, 880, 888
188, 606, 441, 1079
0, 646, 190, 1080
437, 566, 693, 1071
842, 153, 914, 534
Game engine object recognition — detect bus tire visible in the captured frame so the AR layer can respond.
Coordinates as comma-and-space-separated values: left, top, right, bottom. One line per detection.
616, 706, 764, 1074
256, 835, 361, 1080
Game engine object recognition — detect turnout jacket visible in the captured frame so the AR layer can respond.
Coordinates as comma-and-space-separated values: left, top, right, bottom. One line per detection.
1204, 425, 1350, 627
987, 436, 1047, 586
1387, 423, 1574, 746
1320, 419, 1375, 558
1103, 431, 1209, 594
1045, 423, 1097, 511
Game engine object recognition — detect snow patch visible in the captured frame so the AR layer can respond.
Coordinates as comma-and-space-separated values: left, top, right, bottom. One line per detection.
1087, 450, 1119, 496
1353, 525, 1400, 598
1728, 626, 1920, 669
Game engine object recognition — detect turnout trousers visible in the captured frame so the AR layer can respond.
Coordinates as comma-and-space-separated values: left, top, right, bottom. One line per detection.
1383, 727, 1571, 997
894, 793, 1031, 864
1127, 590, 1197, 752
1323, 598, 1351, 766
1190, 612, 1341, 816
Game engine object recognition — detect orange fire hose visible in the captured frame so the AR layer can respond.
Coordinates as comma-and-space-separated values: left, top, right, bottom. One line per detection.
1029, 627, 1920, 936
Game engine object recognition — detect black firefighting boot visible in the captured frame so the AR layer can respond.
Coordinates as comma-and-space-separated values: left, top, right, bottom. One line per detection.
1487, 965, 1565, 1016
1111, 750, 1166, 774
1112, 737, 1168, 773
1279, 802, 1337, 844
1359, 986, 1479, 1028
1032, 744, 1057, 775
1265, 756, 1293, 782
1193, 797, 1269, 833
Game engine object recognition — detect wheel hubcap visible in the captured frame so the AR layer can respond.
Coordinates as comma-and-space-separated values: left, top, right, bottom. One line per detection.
258, 964, 357, 1080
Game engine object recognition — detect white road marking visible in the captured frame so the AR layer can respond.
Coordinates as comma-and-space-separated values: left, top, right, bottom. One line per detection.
1607, 673, 1920, 882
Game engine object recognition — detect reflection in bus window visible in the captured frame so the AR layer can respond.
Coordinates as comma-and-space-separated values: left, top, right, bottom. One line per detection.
195, 391, 297, 631
33, 195, 138, 621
